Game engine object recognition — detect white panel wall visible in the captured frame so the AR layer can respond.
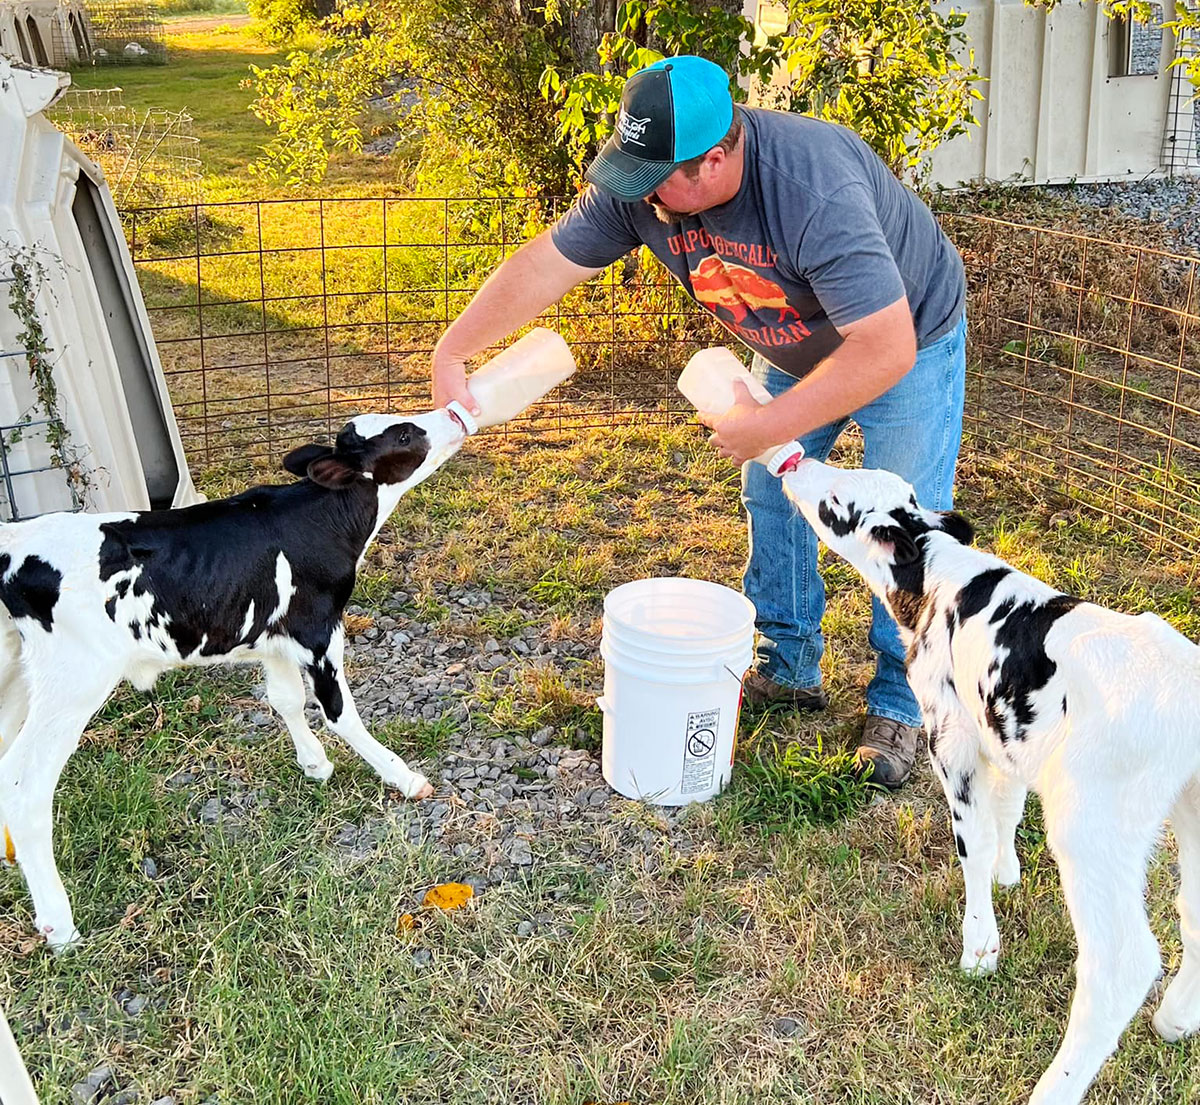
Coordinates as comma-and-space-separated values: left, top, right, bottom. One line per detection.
0, 59, 199, 517
745, 0, 1199, 186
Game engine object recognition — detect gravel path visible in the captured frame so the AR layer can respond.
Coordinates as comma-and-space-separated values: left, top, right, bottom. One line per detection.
1050, 176, 1200, 258
173, 576, 700, 907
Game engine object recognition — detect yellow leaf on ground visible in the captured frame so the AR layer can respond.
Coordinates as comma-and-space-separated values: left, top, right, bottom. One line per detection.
344, 613, 374, 636
3, 826, 13, 864
422, 882, 474, 911
396, 912, 417, 935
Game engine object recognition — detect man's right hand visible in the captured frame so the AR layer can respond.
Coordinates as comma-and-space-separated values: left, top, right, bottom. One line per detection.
431, 348, 480, 417
427, 230, 602, 417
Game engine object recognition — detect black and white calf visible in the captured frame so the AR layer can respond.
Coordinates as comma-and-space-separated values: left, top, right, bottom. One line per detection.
783, 460, 1200, 1105
0, 410, 465, 951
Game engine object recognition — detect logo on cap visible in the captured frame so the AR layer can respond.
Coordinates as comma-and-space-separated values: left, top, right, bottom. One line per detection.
616, 108, 652, 147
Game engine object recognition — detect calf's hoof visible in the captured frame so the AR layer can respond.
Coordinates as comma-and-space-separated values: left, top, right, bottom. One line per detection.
960, 943, 999, 976
384, 765, 432, 800
994, 850, 1021, 888
42, 923, 83, 955
303, 759, 335, 782
1153, 990, 1200, 1042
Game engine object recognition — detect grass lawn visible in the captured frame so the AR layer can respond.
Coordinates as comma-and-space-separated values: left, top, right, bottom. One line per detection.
2, 426, 1199, 1104
66, 24, 279, 193
62, 21, 400, 200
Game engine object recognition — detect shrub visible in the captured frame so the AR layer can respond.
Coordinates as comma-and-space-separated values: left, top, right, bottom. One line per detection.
543, 0, 984, 183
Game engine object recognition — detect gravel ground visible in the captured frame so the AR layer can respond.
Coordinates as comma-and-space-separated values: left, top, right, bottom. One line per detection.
1052, 176, 1200, 258
170, 576, 701, 909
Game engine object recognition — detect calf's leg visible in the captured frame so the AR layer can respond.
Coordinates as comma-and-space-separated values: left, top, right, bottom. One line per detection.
990, 767, 1026, 888
307, 628, 432, 799
1154, 778, 1200, 1041
931, 719, 1002, 973
1029, 782, 1162, 1105
262, 654, 334, 782
0, 657, 120, 950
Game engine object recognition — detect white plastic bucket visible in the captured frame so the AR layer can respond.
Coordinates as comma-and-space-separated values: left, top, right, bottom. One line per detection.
598, 577, 755, 804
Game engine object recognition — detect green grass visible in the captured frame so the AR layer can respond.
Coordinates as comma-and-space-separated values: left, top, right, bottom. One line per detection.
720, 733, 876, 838
67, 26, 283, 191
4, 427, 1200, 1103
64, 23, 401, 200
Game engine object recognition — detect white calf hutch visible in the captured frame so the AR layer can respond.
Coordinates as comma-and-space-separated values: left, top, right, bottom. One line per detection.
0, 58, 198, 520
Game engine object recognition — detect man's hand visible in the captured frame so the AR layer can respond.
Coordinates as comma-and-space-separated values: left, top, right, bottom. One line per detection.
697, 379, 775, 464
431, 347, 480, 417
428, 231, 602, 414
699, 297, 918, 462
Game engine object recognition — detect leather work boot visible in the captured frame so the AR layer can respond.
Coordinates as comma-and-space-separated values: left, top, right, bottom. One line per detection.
741, 669, 829, 711
855, 715, 921, 790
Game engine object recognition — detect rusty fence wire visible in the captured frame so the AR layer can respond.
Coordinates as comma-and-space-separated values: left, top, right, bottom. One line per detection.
944, 213, 1200, 558
125, 196, 720, 474
124, 200, 1200, 558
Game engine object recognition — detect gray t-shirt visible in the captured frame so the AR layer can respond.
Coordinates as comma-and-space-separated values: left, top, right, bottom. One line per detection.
551, 107, 965, 378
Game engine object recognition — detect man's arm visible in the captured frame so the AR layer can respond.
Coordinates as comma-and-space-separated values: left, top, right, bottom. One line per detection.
432, 230, 604, 413
702, 297, 917, 462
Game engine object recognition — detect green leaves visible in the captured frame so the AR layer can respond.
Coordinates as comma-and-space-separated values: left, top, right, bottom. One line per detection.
766, 0, 984, 178
249, 0, 574, 194
544, 0, 983, 184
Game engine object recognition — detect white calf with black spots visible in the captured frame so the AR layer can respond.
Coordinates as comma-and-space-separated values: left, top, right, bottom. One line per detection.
0, 410, 465, 952
783, 459, 1200, 1105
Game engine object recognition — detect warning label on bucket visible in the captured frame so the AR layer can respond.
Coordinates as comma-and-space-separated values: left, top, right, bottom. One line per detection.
681, 708, 720, 794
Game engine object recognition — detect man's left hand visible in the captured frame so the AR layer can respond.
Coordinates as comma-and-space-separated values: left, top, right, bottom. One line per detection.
697, 379, 777, 464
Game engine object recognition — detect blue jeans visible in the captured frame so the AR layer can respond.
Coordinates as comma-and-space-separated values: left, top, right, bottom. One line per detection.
741, 313, 967, 727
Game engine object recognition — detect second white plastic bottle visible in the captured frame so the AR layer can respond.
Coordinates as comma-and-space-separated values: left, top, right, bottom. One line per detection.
446, 328, 576, 434
676, 347, 805, 474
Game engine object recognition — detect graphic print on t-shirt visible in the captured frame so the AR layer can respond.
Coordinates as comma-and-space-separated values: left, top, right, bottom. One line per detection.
689, 255, 800, 325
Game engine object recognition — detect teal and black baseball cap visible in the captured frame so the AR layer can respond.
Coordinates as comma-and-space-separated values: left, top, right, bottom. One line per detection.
585, 55, 735, 202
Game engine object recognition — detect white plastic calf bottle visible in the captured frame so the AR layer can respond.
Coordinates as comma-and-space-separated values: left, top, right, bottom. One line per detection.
445, 328, 576, 434
676, 347, 805, 474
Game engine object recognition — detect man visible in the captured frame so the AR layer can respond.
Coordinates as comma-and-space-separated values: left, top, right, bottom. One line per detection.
432, 55, 967, 789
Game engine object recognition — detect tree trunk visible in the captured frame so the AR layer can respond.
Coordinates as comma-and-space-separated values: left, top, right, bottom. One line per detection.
566, 0, 617, 73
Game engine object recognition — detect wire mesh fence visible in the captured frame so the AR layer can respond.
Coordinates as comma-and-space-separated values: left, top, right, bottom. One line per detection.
124, 196, 720, 470
82, 0, 165, 64
122, 199, 1200, 558
0, 269, 79, 522
51, 88, 201, 207
945, 212, 1200, 557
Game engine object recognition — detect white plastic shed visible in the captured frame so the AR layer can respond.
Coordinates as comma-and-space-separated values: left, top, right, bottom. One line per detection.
0, 1, 92, 68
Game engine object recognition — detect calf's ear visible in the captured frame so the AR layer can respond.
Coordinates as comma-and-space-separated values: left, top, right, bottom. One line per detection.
938, 510, 975, 545
306, 454, 363, 489
282, 443, 334, 477
870, 523, 920, 566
